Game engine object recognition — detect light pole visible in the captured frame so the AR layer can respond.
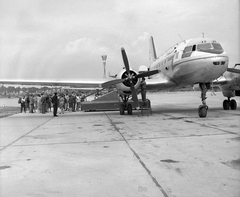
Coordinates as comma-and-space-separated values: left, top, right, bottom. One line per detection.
101, 55, 107, 78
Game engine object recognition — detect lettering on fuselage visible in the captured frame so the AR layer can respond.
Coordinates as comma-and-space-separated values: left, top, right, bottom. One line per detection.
151, 54, 175, 71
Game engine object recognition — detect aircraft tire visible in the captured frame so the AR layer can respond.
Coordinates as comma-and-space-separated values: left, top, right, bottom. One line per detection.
198, 105, 207, 118
230, 99, 237, 110
119, 104, 125, 115
223, 100, 230, 110
127, 104, 132, 115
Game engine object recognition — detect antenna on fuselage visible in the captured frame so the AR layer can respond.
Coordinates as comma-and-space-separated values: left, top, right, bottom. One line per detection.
202, 32, 204, 38
178, 34, 186, 43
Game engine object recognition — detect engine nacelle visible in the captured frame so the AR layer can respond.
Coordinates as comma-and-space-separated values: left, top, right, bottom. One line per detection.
115, 69, 141, 95
139, 65, 148, 73
221, 70, 240, 98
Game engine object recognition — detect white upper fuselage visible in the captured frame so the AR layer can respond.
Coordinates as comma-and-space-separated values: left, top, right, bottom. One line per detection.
149, 37, 229, 86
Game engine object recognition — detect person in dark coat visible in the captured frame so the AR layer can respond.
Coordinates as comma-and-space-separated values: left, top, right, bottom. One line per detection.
140, 77, 147, 102
26, 95, 30, 112
72, 93, 76, 112
29, 94, 34, 113
52, 92, 59, 116
41, 93, 46, 114
19, 96, 26, 113
68, 94, 73, 112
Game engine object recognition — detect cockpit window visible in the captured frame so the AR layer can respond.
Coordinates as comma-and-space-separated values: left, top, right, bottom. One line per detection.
182, 41, 224, 59
182, 46, 193, 58
197, 43, 223, 54
197, 43, 212, 51
212, 43, 223, 50
183, 46, 192, 53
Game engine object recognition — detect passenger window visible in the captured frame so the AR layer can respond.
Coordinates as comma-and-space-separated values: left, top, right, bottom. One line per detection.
175, 52, 179, 59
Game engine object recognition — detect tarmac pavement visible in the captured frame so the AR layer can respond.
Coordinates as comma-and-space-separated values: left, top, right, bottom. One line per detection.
0, 91, 239, 197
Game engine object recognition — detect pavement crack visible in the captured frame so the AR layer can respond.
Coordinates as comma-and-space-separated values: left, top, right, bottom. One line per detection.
162, 113, 239, 135
0, 117, 54, 151
105, 113, 170, 197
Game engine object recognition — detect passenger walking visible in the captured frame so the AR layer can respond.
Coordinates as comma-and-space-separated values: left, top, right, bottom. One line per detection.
80, 92, 86, 110
140, 77, 147, 104
59, 94, 65, 114
65, 94, 69, 111
29, 94, 34, 113
52, 92, 59, 117
19, 96, 26, 113
72, 93, 76, 112
76, 94, 80, 111
26, 95, 30, 112
41, 93, 46, 114
45, 94, 49, 112
37, 94, 42, 113
80, 93, 86, 102
34, 94, 38, 112
68, 94, 73, 112
48, 96, 52, 112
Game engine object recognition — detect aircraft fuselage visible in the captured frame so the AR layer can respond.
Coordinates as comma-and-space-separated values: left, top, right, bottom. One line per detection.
149, 38, 229, 86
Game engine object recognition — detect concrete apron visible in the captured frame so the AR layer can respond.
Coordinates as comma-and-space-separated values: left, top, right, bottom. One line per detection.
0, 91, 240, 197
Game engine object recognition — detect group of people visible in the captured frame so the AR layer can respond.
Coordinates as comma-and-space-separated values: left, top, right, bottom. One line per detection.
17, 78, 146, 116
18, 92, 86, 116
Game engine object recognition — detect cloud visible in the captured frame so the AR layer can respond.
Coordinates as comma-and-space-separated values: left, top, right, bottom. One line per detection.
65, 37, 108, 55
0, 0, 239, 80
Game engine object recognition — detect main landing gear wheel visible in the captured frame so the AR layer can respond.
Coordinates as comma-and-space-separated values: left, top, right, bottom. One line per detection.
230, 99, 237, 110
119, 104, 125, 115
198, 105, 208, 118
223, 100, 230, 110
223, 99, 237, 110
127, 104, 133, 115
119, 103, 133, 115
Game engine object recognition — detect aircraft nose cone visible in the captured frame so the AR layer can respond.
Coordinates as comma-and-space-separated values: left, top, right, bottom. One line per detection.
208, 56, 229, 77
173, 55, 229, 84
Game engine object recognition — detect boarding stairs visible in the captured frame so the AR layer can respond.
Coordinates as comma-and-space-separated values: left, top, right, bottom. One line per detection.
81, 89, 152, 115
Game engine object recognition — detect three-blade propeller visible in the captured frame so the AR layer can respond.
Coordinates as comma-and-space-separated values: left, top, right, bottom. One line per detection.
101, 47, 159, 107
121, 48, 139, 107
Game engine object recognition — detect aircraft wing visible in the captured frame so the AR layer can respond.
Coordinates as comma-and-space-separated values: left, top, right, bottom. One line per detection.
145, 77, 179, 91
212, 67, 240, 99
212, 76, 228, 86
0, 79, 107, 89
212, 67, 240, 87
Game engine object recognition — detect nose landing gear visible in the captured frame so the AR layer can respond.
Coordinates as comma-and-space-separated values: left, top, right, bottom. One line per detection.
198, 83, 210, 118
119, 95, 133, 115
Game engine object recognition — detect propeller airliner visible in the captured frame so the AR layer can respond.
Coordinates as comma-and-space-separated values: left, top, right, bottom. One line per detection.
1, 36, 239, 118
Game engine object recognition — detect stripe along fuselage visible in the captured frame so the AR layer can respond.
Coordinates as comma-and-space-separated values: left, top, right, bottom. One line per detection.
149, 38, 229, 86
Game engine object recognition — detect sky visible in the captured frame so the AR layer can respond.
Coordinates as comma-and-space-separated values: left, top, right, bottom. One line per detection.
0, 0, 239, 80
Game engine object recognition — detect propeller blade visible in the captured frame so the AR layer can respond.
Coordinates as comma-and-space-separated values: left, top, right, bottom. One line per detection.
130, 82, 139, 107
227, 68, 240, 74
101, 78, 126, 88
121, 48, 130, 74
136, 70, 159, 79
121, 47, 139, 107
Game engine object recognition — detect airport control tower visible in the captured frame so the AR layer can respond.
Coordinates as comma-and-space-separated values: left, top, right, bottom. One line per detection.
101, 55, 107, 78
